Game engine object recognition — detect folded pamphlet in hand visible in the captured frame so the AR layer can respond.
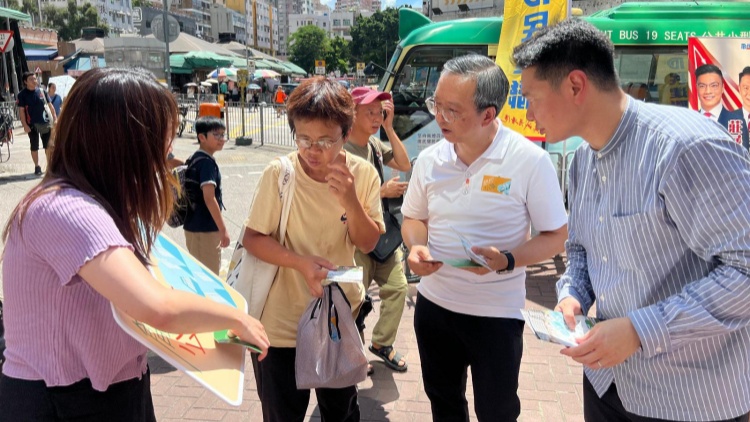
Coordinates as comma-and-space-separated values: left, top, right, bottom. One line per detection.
451, 227, 493, 270
213, 329, 263, 353
323, 266, 364, 285
520, 309, 597, 347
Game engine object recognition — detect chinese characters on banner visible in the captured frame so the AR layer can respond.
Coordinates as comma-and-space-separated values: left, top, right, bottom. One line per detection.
111, 234, 249, 406
495, 0, 570, 141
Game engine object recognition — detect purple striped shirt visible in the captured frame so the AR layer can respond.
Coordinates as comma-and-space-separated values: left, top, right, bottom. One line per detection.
2, 187, 148, 391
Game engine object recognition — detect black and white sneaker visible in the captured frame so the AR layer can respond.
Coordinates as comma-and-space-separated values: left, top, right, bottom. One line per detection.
34, 165, 42, 175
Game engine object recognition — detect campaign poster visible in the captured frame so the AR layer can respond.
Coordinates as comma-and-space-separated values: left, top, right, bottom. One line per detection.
688, 37, 750, 147
496, 0, 571, 141
112, 234, 249, 406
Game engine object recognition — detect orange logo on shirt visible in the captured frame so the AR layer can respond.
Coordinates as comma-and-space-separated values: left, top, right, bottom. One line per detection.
481, 175, 512, 195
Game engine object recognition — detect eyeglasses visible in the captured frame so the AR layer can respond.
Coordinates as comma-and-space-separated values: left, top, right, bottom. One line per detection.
697, 82, 721, 90
210, 131, 226, 140
425, 97, 460, 123
361, 108, 386, 119
295, 134, 344, 150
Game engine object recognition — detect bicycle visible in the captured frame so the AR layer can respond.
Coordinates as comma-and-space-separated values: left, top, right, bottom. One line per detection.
0, 109, 13, 163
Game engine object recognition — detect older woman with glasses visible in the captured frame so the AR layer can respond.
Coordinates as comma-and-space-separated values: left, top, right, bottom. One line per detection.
242, 76, 384, 422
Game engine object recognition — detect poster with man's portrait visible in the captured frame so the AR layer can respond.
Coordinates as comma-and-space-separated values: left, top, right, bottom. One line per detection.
688, 37, 749, 150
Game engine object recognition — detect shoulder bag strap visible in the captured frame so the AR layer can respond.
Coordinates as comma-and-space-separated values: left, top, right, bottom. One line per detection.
368, 141, 390, 212
277, 156, 296, 247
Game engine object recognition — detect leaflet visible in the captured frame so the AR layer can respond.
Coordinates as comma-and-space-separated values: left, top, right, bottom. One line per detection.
451, 227, 493, 271
520, 309, 597, 348
323, 266, 363, 285
213, 329, 262, 354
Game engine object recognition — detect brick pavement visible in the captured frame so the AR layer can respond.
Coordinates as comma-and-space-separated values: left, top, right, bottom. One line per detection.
150, 255, 586, 422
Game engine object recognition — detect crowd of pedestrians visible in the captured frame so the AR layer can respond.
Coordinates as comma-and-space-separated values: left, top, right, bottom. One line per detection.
2, 17, 750, 422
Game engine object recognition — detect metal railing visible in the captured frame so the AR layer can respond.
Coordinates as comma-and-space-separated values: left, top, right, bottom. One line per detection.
175, 95, 295, 147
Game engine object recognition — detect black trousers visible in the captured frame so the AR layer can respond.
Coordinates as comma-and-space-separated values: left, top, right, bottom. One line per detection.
414, 293, 524, 422
28, 127, 51, 151
584, 375, 750, 422
0, 368, 155, 422
252, 347, 360, 422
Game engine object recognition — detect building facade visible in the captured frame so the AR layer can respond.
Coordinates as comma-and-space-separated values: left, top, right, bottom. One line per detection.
330, 9, 371, 40
334, 0, 380, 13
42, 0, 136, 34
247, 0, 280, 55
287, 12, 329, 37
104, 37, 166, 79
210, 4, 247, 44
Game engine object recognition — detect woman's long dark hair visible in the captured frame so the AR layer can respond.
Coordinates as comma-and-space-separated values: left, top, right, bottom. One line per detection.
3, 67, 179, 264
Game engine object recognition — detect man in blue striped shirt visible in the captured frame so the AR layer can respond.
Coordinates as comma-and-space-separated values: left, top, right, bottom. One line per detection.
513, 19, 750, 422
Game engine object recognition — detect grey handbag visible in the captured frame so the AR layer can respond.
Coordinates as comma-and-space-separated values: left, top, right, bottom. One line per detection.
295, 283, 368, 389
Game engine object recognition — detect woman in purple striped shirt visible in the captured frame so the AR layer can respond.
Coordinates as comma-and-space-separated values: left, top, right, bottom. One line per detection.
0, 68, 270, 421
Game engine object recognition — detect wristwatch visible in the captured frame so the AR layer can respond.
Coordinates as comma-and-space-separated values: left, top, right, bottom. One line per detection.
496, 250, 515, 274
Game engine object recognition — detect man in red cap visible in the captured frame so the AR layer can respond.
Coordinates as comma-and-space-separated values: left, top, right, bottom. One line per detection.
343, 86, 412, 373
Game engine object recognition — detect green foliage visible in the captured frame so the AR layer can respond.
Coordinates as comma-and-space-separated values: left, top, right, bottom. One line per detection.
350, 8, 400, 77
16, 0, 38, 18
288, 25, 331, 75
40, 0, 109, 41
325, 36, 351, 75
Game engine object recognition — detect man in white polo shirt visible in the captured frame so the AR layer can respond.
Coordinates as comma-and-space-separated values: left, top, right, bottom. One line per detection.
401, 54, 568, 421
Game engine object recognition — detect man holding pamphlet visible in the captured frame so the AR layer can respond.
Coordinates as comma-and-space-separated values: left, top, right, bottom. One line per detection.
513, 19, 750, 421
401, 54, 568, 421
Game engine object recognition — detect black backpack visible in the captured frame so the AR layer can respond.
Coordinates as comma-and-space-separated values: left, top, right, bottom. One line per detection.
167, 154, 207, 228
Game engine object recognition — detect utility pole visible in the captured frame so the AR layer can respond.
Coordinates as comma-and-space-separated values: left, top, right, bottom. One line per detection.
6, 17, 17, 97
163, 0, 171, 89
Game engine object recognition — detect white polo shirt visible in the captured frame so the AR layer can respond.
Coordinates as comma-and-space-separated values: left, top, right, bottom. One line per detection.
402, 120, 567, 319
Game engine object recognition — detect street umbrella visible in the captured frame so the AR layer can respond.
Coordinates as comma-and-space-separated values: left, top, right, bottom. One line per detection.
47, 75, 76, 100
184, 82, 198, 87
208, 67, 238, 79
200, 81, 212, 87
205, 78, 219, 84
247, 83, 261, 90
254, 69, 280, 78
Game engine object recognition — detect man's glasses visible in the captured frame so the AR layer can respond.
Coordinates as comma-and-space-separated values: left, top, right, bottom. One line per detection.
210, 131, 226, 140
294, 134, 344, 150
425, 97, 459, 123
697, 83, 721, 90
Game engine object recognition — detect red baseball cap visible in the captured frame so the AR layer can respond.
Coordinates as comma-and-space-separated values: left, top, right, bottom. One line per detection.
351, 86, 392, 105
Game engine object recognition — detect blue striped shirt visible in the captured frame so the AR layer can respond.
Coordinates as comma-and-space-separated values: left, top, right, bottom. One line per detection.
557, 98, 750, 421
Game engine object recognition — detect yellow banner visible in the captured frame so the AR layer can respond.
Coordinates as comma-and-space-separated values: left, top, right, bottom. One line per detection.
496, 0, 569, 141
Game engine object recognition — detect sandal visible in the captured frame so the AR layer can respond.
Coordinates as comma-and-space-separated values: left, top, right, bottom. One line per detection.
369, 344, 408, 372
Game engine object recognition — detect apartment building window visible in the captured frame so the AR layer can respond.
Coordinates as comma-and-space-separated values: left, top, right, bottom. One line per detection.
333, 19, 340, 26
343, 19, 350, 25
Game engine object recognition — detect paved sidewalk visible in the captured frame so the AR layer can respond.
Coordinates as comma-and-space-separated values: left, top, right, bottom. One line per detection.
150, 255, 585, 422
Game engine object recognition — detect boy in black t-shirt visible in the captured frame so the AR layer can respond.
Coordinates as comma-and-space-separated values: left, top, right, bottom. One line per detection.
183, 116, 228, 275
16, 72, 56, 175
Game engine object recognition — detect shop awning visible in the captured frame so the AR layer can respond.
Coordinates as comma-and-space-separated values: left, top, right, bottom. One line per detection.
0, 6, 32, 22
254, 58, 285, 73
181, 51, 234, 69
24, 49, 58, 61
169, 55, 194, 74
64, 56, 106, 77
280, 61, 306, 76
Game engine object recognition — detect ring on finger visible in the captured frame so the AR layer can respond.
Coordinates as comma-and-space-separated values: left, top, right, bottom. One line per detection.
597, 361, 603, 368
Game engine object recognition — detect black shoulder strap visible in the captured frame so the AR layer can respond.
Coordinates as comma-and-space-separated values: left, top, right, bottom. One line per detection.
368, 141, 385, 184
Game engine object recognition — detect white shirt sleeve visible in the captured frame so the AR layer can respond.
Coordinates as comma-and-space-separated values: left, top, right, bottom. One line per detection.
526, 153, 568, 232
401, 155, 429, 221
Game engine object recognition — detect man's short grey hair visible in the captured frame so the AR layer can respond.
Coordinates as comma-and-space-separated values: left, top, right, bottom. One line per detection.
442, 54, 509, 114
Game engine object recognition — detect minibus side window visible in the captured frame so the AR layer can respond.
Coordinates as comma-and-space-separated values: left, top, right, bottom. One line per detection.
614, 47, 688, 107
388, 46, 484, 141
